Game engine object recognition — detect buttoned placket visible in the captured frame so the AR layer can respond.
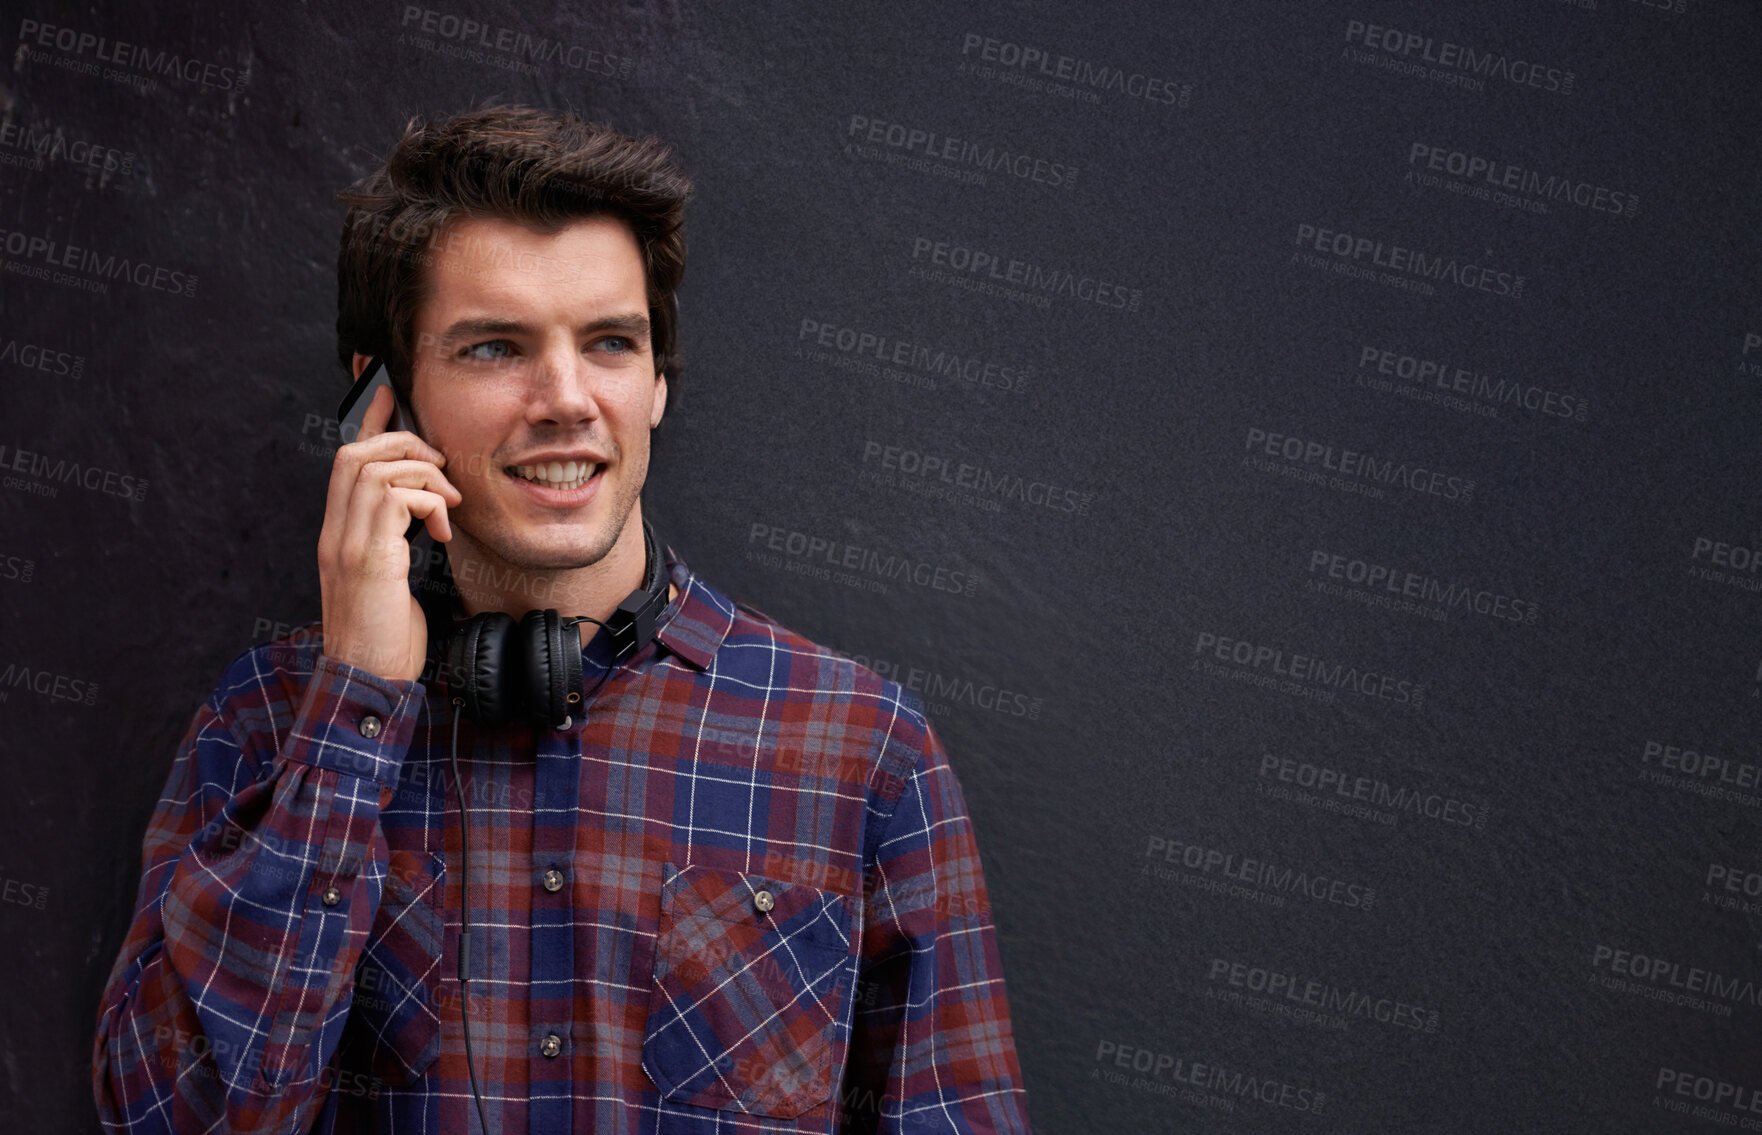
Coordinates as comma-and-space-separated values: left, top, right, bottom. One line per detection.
526, 648, 596, 1135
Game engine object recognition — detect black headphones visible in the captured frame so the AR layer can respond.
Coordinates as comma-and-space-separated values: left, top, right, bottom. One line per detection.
412, 516, 672, 730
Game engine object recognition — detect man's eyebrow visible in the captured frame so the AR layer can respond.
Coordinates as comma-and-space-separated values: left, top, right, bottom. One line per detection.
438, 313, 652, 342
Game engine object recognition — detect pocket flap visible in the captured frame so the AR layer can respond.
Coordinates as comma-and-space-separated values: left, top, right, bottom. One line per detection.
660, 863, 850, 951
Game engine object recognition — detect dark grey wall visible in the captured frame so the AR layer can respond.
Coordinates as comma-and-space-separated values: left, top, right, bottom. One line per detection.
5, 0, 1760, 1130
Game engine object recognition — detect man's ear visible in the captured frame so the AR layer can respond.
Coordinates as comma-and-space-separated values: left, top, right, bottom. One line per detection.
352, 352, 371, 380
650, 371, 668, 430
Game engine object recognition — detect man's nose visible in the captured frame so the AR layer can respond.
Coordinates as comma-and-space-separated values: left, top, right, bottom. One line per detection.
527, 351, 601, 424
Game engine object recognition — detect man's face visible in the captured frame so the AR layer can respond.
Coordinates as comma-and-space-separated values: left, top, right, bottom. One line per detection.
407, 213, 666, 573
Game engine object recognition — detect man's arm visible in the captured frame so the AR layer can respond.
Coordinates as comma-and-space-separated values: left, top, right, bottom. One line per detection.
91, 646, 424, 1134
843, 699, 1033, 1134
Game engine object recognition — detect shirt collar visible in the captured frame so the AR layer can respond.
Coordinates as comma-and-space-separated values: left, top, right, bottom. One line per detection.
650, 540, 731, 671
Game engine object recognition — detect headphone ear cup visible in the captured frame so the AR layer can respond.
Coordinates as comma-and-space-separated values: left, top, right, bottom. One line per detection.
447, 612, 520, 728
521, 608, 580, 728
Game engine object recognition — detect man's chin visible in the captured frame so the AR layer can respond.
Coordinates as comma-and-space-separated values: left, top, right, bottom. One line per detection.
455, 523, 614, 572
489, 542, 612, 573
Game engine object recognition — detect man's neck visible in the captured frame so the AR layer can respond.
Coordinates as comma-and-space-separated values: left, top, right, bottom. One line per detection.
445, 511, 676, 647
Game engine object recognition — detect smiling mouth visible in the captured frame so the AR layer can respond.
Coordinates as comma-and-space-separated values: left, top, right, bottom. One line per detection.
506, 461, 605, 491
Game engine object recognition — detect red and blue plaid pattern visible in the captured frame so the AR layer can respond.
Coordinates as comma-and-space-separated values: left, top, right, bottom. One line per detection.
642, 862, 851, 1118
91, 544, 1032, 1134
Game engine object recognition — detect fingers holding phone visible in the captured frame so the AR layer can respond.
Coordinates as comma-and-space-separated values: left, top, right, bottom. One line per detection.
319, 364, 463, 682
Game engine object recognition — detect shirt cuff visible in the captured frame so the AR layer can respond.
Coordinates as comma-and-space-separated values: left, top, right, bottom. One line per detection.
284, 653, 425, 787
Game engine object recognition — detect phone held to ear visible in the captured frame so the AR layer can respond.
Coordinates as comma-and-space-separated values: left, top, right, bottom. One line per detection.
335, 355, 417, 440
334, 355, 431, 546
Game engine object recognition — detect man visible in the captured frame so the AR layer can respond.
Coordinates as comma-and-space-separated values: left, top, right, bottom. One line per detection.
91, 104, 1032, 1134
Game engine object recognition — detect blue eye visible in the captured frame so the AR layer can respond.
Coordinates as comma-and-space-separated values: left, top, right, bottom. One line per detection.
465, 340, 515, 360
599, 337, 634, 354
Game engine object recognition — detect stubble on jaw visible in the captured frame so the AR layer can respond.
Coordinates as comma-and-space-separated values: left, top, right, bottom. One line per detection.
436, 449, 649, 619
413, 394, 643, 578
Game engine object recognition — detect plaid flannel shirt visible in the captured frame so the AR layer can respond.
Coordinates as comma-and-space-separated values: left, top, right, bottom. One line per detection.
91, 542, 1031, 1134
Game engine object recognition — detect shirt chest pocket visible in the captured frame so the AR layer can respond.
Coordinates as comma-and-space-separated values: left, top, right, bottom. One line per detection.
347, 847, 447, 1086
641, 862, 854, 1119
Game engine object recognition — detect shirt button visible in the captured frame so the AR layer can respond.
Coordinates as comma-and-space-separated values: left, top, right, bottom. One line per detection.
539, 1033, 562, 1058
541, 868, 565, 893
754, 889, 775, 913
359, 715, 382, 739
321, 886, 341, 907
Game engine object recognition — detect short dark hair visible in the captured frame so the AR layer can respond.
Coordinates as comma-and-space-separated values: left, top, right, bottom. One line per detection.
335, 102, 691, 408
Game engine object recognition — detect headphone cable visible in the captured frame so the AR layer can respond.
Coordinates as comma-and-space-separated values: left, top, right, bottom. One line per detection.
449, 699, 492, 1135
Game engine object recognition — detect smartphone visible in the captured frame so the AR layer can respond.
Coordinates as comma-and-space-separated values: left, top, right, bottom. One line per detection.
333, 355, 430, 546
335, 356, 417, 441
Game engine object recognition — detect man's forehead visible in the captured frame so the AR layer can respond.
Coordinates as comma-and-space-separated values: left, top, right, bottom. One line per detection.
421, 214, 645, 311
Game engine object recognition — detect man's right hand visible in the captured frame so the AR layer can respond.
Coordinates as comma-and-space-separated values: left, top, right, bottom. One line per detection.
317, 383, 463, 682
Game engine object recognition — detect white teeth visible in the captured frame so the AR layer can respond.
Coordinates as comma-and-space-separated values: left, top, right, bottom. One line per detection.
510, 462, 600, 491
